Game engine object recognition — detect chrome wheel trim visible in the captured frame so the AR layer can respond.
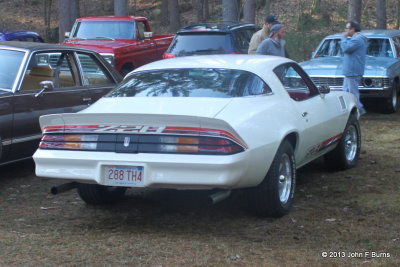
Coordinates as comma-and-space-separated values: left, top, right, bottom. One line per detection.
278, 154, 292, 204
344, 124, 358, 162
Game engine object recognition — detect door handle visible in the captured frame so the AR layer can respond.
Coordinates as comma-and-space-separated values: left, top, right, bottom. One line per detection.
302, 112, 308, 117
82, 97, 92, 104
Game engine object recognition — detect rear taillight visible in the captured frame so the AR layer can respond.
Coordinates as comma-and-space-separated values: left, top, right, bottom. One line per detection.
39, 125, 247, 155
162, 53, 176, 59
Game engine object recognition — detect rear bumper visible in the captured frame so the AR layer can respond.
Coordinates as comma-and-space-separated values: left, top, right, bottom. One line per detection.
33, 149, 253, 190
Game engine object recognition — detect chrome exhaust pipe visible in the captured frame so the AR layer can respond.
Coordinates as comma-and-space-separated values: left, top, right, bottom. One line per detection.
208, 190, 231, 205
50, 182, 79, 195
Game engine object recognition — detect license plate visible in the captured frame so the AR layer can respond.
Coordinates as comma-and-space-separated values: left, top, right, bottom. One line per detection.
103, 165, 144, 187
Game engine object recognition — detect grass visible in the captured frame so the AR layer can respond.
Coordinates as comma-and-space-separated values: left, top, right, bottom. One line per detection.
1, 111, 400, 266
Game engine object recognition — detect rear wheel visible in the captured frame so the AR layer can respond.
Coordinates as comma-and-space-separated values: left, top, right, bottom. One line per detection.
379, 81, 399, 113
324, 115, 361, 170
248, 140, 296, 217
77, 183, 127, 205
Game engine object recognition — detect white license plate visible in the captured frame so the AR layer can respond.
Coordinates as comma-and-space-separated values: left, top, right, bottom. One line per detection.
103, 165, 144, 187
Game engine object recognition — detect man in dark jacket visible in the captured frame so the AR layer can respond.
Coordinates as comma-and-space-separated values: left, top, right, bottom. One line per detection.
340, 21, 368, 115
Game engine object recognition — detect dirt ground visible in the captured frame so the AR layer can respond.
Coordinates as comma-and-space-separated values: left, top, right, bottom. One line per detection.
0, 110, 399, 267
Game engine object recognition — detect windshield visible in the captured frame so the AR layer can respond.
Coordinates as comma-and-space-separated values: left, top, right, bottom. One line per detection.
107, 68, 271, 98
315, 38, 394, 58
72, 21, 135, 39
0, 49, 25, 90
168, 33, 233, 56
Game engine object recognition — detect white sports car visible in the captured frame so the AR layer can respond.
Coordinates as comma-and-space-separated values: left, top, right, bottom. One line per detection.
33, 55, 361, 217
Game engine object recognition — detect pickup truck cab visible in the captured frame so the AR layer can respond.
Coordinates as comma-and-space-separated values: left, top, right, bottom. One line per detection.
63, 16, 174, 76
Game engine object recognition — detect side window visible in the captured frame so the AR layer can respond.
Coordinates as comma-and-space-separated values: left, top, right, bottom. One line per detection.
274, 64, 318, 101
20, 52, 76, 90
392, 37, 400, 57
137, 22, 146, 40
77, 53, 113, 85
24, 37, 35, 42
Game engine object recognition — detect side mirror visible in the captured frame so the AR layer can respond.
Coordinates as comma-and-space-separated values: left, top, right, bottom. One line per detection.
35, 81, 54, 98
144, 32, 153, 39
64, 32, 70, 39
318, 85, 330, 97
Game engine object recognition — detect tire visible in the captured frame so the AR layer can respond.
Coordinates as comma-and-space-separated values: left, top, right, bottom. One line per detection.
324, 115, 361, 170
379, 81, 399, 114
77, 183, 127, 205
248, 140, 296, 217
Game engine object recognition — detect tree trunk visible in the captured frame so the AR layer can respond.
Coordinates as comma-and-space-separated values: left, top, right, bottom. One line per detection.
222, 0, 239, 21
376, 0, 387, 29
204, 0, 210, 20
168, 0, 181, 32
264, 0, 271, 16
114, 0, 128, 16
70, 0, 80, 27
243, 0, 255, 23
58, 0, 70, 42
161, 0, 169, 26
197, 0, 204, 22
348, 0, 362, 23
44, 0, 52, 41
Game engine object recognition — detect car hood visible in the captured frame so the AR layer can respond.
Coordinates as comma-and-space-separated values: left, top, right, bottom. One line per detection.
81, 97, 233, 118
300, 56, 396, 76
62, 39, 133, 52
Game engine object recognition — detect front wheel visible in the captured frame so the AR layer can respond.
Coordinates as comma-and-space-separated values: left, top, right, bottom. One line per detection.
324, 115, 361, 170
379, 81, 399, 113
247, 140, 296, 217
77, 183, 127, 205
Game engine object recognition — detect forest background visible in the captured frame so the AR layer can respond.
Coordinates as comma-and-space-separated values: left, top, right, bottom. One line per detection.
0, 0, 400, 62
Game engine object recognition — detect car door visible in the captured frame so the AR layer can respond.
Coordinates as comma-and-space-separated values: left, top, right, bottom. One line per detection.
9, 50, 91, 161
0, 90, 13, 163
274, 63, 348, 165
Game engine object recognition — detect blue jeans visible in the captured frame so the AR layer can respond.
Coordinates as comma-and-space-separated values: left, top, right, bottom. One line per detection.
343, 76, 364, 110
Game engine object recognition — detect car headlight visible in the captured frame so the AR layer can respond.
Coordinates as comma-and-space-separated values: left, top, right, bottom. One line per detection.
101, 54, 115, 67
362, 78, 384, 88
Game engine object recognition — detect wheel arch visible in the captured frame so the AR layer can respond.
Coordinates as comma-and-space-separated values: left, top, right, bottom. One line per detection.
282, 132, 298, 153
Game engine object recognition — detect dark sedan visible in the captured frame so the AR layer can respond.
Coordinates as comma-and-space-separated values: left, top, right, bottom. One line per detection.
0, 41, 122, 166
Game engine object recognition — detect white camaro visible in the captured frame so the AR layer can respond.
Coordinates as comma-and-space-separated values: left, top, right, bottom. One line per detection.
33, 55, 361, 217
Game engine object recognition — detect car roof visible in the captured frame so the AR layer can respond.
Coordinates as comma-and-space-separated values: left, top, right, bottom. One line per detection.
178, 21, 256, 34
134, 55, 293, 78
0, 41, 98, 53
76, 16, 146, 21
325, 29, 400, 39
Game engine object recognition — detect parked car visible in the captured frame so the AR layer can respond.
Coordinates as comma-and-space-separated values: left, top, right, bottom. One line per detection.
0, 30, 44, 42
163, 21, 259, 58
300, 30, 400, 113
63, 16, 174, 76
34, 55, 361, 217
0, 41, 122, 166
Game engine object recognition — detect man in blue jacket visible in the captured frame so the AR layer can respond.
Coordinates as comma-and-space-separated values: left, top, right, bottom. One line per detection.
340, 21, 368, 115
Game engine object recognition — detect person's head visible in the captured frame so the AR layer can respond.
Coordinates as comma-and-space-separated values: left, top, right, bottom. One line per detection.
269, 24, 286, 39
345, 21, 361, 36
265, 15, 280, 28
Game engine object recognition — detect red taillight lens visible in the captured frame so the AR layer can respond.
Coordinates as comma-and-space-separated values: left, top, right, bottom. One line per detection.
162, 53, 176, 59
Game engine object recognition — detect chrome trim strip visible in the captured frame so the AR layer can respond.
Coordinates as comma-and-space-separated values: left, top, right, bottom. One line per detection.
2, 139, 12, 146
11, 134, 42, 144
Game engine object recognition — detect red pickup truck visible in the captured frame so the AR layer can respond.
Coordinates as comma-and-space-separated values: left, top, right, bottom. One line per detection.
63, 16, 174, 76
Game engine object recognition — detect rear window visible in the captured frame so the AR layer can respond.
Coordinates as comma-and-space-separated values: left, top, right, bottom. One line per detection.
167, 33, 234, 56
107, 68, 271, 98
